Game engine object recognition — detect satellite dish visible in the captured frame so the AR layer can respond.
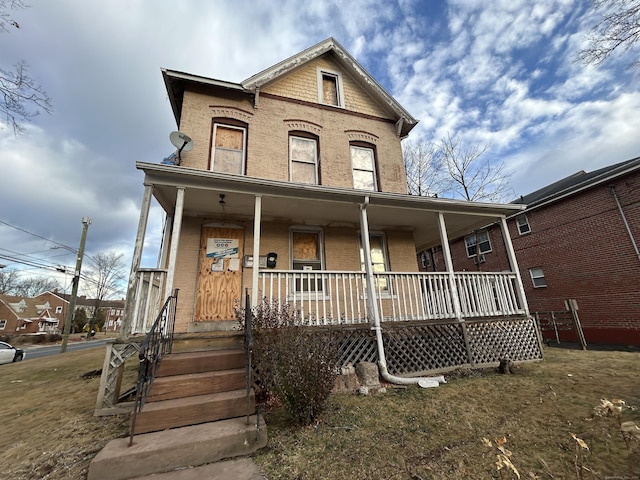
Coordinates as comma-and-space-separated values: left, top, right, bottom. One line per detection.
168, 131, 194, 165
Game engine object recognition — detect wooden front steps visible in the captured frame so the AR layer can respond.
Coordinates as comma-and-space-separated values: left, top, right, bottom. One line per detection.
134, 348, 251, 435
89, 332, 267, 480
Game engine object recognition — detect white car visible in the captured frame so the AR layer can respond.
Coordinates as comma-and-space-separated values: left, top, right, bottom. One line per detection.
0, 341, 25, 365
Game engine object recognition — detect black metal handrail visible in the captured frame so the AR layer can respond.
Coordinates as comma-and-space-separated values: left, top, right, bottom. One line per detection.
129, 288, 179, 446
244, 289, 253, 425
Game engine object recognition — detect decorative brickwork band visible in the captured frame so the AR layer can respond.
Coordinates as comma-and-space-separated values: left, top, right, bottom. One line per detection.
209, 106, 253, 123
345, 130, 379, 144
284, 119, 323, 135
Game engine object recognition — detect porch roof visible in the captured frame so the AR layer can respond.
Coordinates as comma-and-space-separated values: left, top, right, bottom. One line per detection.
138, 162, 525, 251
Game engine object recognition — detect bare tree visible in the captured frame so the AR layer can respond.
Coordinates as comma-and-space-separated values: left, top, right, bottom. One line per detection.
439, 133, 513, 202
84, 252, 125, 335
0, 268, 19, 293
0, 0, 52, 133
12, 275, 60, 296
402, 138, 449, 196
578, 0, 640, 68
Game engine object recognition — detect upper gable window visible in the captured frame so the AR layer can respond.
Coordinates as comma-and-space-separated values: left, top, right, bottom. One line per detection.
317, 68, 344, 107
211, 122, 246, 175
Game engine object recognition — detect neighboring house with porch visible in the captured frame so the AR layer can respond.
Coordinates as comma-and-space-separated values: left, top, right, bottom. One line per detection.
90, 38, 543, 478
0, 294, 60, 334
35, 291, 125, 333
424, 157, 640, 346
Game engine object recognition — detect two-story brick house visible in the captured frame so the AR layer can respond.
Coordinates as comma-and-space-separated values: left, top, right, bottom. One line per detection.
91, 40, 546, 472
429, 157, 640, 346
118, 37, 541, 377
0, 294, 60, 334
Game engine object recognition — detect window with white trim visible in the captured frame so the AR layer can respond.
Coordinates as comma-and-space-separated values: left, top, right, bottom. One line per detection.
529, 267, 547, 288
317, 69, 344, 107
359, 232, 390, 291
55, 306, 63, 314
211, 123, 246, 175
291, 228, 324, 292
351, 145, 378, 191
0, 320, 6, 330
516, 215, 531, 235
465, 230, 491, 257
289, 135, 318, 184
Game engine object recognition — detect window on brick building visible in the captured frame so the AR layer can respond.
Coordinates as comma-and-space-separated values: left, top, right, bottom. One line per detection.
351, 144, 378, 191
465, 230, 491, 257
359, 232, 390, 291
55, 306, 63, 314
211, 123, 246, 175
0, 319, 6, 330
516, 215, 531, 235
289, 135, 319, 184
291, 228, 324, 292
529, 267, 547, 288
317, 68, 344, 107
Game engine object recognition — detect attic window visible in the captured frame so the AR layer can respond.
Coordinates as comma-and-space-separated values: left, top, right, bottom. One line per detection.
317, 68, 344, 107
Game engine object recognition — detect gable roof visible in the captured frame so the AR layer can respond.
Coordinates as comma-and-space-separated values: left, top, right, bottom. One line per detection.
162, 37, 418, 137
513, 156, 640, 210
0, 294, 56, 320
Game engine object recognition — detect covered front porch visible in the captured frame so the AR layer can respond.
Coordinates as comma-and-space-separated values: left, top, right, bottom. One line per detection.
122, 162, 530, 335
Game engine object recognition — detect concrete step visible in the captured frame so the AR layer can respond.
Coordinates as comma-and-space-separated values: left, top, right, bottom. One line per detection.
130, 458, 265, 480
156, 349, 245, 377
148, 368, 246, 402
88, 416, 267, 480
134, 389, 254, 434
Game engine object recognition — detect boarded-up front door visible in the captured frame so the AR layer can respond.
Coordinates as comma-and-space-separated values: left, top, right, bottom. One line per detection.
195, 226, 244, 321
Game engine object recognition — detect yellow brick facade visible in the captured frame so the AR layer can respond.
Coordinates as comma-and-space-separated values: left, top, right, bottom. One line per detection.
162, 48, 419, 331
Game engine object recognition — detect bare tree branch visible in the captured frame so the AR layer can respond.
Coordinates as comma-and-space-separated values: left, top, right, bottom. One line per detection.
438, 133, 513, 202
0, 1, 52, 133
402, 138, 449, 196
578, 0, 640, 68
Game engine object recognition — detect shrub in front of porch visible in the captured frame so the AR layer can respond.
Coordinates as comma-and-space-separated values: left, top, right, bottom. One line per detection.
239, 298, 341, 426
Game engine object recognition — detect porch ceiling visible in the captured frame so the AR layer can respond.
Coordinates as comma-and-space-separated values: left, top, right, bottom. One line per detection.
138, 162, 525, 250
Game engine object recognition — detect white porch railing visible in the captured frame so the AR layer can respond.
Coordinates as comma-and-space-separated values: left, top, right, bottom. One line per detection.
131, 269, 167, 333
258, 270, 525, 325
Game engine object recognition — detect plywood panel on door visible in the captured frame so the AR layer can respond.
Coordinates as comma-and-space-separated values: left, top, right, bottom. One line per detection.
195, 227, 244, 321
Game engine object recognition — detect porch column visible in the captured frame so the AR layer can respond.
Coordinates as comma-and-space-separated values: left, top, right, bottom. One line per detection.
358, 199, 382, 327
437, 212, 463, 321
120, 183, 153, 339
159, 214, 173, 269
499, 216, 530, 315
163, 187, 185, 300
251, 195, 262, 307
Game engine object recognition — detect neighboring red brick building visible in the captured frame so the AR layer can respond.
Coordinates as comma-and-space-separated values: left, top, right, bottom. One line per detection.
421, 157, 640, 346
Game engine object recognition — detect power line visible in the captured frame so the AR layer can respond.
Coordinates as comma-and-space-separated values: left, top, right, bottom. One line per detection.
0, 219, 79, 253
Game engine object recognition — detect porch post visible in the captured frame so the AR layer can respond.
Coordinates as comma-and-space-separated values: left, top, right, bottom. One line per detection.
499, 216, 530, 315
251, 195, 262, 307
159, 214, 173, 269
436, 212, 463, 321
119, 183, 152, 339
163, 187, 185, 300
358, 199, 382, 327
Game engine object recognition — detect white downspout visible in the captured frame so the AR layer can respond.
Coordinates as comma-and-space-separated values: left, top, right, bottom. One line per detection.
359, 199, 445, 387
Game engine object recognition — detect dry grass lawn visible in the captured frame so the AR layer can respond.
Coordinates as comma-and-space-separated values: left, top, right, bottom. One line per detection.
0, 345, 638, 479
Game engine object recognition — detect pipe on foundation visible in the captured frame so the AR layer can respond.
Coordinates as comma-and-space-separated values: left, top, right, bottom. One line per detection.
359, 199, 446, 388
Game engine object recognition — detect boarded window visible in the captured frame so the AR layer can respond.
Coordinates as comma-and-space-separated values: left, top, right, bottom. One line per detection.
292, 230, 323, 292
212, 124, 245, 174
290, 136, 318, 184
351, 145, 377, 191
322, 74, 339, 105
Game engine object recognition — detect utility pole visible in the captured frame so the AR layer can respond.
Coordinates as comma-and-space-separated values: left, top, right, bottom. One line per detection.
60, 217, 92, 353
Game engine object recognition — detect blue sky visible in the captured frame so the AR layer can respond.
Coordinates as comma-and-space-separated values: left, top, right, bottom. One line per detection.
1, 0, 639, 293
